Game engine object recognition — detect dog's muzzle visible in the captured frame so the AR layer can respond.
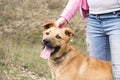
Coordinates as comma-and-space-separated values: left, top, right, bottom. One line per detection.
40, 38, 61, 59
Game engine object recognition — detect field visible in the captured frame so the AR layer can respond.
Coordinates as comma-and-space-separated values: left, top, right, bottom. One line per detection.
0, 0, 87, 80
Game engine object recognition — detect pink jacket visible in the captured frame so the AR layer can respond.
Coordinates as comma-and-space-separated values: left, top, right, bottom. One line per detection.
60, 0, 89, 21
60, 0, 120, 21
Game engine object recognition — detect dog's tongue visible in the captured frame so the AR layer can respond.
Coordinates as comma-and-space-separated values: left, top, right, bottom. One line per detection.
40, 46, 54, 59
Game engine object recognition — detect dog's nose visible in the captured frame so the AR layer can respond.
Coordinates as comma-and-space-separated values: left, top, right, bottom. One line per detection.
43, 39, 52, 46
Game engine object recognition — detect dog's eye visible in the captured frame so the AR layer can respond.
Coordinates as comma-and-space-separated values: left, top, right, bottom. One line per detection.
56, 34, 62, 39
46, 32, 49, 35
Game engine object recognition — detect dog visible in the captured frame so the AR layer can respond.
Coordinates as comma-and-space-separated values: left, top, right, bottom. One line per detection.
40, 20, 113, 80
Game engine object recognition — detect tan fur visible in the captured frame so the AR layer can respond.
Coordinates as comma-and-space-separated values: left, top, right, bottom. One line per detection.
41, 20, 113, 80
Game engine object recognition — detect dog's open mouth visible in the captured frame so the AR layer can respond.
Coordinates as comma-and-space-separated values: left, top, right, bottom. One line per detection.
40, 45, 60, 59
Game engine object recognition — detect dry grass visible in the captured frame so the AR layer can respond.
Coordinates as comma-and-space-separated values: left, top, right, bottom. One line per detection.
0, 0, 87, 80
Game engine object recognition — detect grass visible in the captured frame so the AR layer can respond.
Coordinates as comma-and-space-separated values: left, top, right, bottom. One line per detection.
0, 33, 87, 80
0, 0, 87, 80
0, 41, 51, 80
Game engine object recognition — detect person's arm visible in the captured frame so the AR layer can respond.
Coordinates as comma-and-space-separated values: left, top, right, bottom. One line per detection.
60, 0, 80, 22
55, 0, 80, 28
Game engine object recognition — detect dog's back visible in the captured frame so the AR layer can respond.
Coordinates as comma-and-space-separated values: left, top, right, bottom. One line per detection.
48, 46, 112, 80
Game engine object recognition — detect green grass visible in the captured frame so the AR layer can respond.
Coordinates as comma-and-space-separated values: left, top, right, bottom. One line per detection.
0, 41, 51, 80
0, 31, 87, 80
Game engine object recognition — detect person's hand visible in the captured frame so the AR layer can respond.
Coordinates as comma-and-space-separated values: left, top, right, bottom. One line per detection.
55, 17, 68, 28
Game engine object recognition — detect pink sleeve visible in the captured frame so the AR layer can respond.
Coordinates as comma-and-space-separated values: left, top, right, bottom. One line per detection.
60, 0, 81, 22
118, 0, 120, 4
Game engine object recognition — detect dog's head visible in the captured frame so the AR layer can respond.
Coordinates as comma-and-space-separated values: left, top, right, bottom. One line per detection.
40, 20, 74, 59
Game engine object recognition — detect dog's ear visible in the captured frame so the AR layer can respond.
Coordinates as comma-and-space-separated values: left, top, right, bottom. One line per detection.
42, 20, 56, 30
64, 28, 74, 38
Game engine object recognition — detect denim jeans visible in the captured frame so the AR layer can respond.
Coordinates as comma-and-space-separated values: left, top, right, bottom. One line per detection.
86, 10, 120, 80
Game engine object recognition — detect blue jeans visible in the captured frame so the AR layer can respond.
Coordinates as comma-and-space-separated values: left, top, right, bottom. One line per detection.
86, 10, 120, 80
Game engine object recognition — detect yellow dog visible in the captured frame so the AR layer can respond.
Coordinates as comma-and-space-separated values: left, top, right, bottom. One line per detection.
40, 20, 113, 80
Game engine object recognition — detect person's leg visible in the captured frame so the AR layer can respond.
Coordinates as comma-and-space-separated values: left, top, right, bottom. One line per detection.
86, 14, 111, 61
101, 11, 120, 79
109, 35, 120, 80
105, 16, 120, 80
